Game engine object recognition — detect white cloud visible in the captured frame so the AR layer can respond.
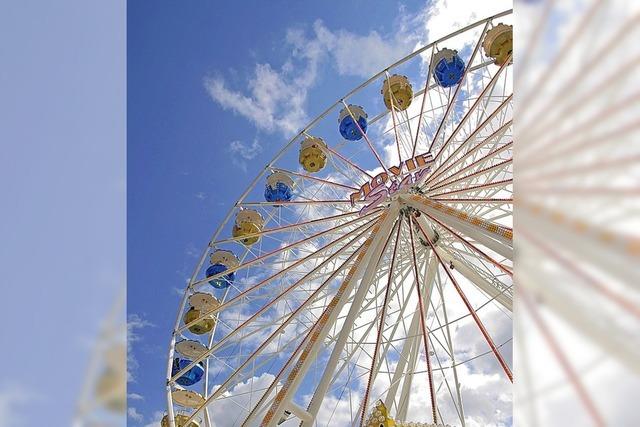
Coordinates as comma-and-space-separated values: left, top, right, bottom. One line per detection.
128, 406, 144, 422
142, 410, 165, 427
128, 313, 155, 383
205, 63, 309, 137
229, 139, 263, 172
204, 5, 427, 155
286, 15, 421, 79
206, 373, 298, 427
420, 0, 511, 43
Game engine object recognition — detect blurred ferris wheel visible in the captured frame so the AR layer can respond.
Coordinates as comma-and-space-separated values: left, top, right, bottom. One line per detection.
165, 9, 513, 427
73, 293, 126, 427
515, 0, 640, 425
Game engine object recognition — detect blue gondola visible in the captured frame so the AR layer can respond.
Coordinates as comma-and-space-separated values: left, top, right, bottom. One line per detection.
264, 172, 294, 203
432, 48, 465, 88
338, 105, 368, 141
206, 250, 239, 289
205, 263, 235, 289
172, 358, 205, 386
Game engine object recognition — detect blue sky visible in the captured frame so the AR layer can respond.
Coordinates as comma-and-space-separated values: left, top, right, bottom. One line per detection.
0, 1, 125, 425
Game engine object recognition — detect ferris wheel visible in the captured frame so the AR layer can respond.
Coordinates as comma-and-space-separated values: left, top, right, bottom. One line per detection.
164, 9, 513, 427
73, 293, 126, 427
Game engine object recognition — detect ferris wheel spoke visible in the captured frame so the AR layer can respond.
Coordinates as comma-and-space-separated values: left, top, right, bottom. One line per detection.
211, 326, 314, 426
381, 101, 441, 138
367, 58, 495, 130
383, 71, 406, 162
429, 157, 512, 193
472, 67, 508, 127
358, 219, 402, 426
407, 217, 438, 424
433, 271, 466, 426
384, 282, 426, 415
440, 250, 513, 311
323, 143, 374, 182
427, 21, 491, 156
443, 85, 511, 168
206, 308, 305, 376
413, 217, 513, 383
524, 153, 640, 184
524, 90, 640, 167
449, 242, 512, 280
396, 250, 437, 420
518, 0, 605, 127
411, 45, 437, 157
193, 209, 380, 288
425, 89, 512, 190
238, 199, 361, 207
239, 327, 316, 427
429, 210, 513, 263
521, 289, 606, 427
400, 110, 416, 159
266, 208, 400, 427
273, 167, 360, 191
210, 210, 364, 246
425, 330, 460, 426
181, 217, 379, 336
388, 109, 415, 163
428, 144, 512, 192
324, 287, 410, 398
324, 254, 415, 352
402, 194, 512, 245
522, 42, 640, 148
424, 207, 511, 274
432, 198, 513, 206
428, 178, 512, 198
361, 258, 423, 383
322, 245, 422, 424
521, 227, 640, 320
340, 100, 389, 174
425, 123, 511, 189
181, 239, 374, 427
183, 271, 362, 387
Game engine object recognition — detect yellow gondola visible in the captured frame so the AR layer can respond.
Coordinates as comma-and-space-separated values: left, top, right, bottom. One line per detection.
483, 23, 513, 66
94, 344, 126, 413
381, 74, 413, 111
183, 306, 216, 335
299, 136, 327, 173
365, 400, 395, 427
364, 400, 437, 427
161, 414, 200, 427
231, 209, 264, 245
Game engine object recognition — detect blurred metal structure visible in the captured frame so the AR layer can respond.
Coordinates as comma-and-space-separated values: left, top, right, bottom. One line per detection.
516, 0, 640, 425
73, 293, 126, 427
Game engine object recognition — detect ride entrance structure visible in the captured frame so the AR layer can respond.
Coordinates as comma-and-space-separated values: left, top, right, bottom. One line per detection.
164, 10, 513, 427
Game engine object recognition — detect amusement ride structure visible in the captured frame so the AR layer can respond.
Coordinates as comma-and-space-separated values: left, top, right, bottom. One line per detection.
165, 10, 513, 427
